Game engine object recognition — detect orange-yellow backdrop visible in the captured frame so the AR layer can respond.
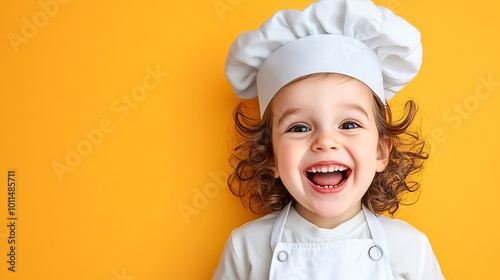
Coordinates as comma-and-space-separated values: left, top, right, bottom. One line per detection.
1, 0, 499, 279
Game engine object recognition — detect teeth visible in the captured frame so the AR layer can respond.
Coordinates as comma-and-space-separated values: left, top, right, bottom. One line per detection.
307, 164, 348, 173
316, 185, 336, 189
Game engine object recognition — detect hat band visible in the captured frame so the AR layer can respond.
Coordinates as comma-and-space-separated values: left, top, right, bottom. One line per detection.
256, 34, 384, 116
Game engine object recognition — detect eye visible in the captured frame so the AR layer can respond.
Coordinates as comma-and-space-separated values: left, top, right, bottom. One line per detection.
339, 120, 361, 130
286, 124, 311, 133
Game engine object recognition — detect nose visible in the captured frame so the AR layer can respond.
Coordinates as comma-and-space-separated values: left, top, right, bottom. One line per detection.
311, 130, 341, 152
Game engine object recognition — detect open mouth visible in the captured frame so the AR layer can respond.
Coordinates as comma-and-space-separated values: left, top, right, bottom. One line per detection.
306, 164, 351, 189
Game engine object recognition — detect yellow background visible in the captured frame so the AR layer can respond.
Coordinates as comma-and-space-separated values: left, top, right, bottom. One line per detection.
1, 0, 499, 279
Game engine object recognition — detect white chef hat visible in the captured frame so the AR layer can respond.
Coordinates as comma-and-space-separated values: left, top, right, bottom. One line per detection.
225, 0, 422, 117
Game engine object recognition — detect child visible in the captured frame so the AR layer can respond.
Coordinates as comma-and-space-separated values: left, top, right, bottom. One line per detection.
214, 0, 444, 279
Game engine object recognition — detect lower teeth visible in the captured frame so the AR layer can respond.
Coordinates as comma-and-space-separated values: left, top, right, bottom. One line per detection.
316, 178, 347, 189
317, 185, 335, 189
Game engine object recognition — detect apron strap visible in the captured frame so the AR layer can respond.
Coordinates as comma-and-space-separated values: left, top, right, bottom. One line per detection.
362, 205, 393, 278
270, 202, 292, 249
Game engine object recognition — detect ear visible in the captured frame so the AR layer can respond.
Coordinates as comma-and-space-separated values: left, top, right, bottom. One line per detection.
271, 158, 280, 178
376, 137, 392, 172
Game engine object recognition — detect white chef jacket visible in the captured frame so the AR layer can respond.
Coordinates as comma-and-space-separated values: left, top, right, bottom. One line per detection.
213, 206, 443, 279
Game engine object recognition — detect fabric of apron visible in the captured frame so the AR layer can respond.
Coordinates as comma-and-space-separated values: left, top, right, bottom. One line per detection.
269, 203, 393, 280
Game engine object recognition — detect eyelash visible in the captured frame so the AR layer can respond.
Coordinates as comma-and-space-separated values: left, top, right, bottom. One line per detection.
339, 119, 361, 129
286, 123, 311, 133
285, 119, 361, 132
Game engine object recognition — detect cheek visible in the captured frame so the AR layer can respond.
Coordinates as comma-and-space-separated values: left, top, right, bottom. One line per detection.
274, 142, 301, 173
351, 135, 380, 163
351, 135, 378, 150
275, 144, 292, 168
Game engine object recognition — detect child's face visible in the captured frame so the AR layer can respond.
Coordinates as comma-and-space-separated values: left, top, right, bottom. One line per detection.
270, 74, 390, 228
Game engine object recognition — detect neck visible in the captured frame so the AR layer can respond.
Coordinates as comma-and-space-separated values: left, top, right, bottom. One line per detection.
294, 203, 362, 229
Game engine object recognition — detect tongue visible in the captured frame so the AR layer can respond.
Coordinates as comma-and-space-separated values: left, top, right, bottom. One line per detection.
310, 172, 343, 186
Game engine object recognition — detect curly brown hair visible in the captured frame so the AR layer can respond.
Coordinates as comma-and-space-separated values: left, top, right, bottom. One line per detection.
228, 75, 428, 216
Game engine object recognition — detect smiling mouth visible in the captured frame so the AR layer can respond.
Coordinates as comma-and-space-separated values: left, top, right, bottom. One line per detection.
306, 165, 351, 189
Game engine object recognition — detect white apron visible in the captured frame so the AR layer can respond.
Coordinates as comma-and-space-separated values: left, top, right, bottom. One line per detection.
269, 203, 394, 280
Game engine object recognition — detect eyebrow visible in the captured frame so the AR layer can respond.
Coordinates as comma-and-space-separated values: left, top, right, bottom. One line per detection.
276, 103, 370, 126
277, 108, 301, 126
341, 103, 370, 120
